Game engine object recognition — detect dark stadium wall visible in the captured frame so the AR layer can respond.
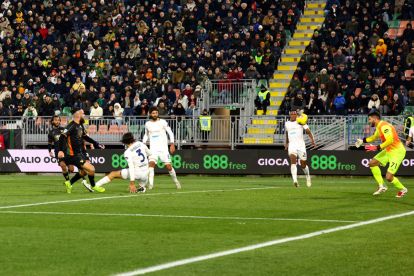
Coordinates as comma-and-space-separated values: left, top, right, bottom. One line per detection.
1, 150, 414, 176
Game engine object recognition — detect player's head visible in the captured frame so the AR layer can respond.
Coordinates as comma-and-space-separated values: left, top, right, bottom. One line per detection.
289, 110, 298, 121
368, 109, 381, 127
72, 107, 85, 124
149, 106, 159, 121
51, 115, 61, 127
121, 132, 135, 146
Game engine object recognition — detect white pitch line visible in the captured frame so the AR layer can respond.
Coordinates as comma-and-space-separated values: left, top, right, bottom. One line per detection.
0, 210, 357, 223
114, 210, 414, 276
0, 187, 277, 210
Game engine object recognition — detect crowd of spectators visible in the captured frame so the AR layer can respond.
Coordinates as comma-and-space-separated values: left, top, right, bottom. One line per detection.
279, 0, 414, 116
0, 0, 304, 121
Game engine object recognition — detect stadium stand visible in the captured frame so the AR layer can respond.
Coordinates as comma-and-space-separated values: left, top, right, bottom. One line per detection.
279, 0, 414, 116
0, 0, 304, 120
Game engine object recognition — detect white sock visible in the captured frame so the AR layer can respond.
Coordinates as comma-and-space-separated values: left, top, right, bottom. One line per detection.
149, 167, 154, 187
291, 164, 298, 183
96, 176, 111, 187
302, 166, 310, 180
169, 168, 178, 183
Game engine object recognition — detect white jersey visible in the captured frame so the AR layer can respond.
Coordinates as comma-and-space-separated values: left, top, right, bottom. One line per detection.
409, 127, 414, 139
285, 120, 309, 148
143, 119, 174, 151
123, 141, 151, 182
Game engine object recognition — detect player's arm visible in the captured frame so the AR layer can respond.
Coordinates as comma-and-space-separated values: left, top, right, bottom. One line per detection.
143, 124, 149, 144
47, 132, 54, 157
377, 125, 394, 150
284, 127, 289, 150
303, 125, 316, 148
164, 121, 176, 154
364, 129, 379, 143
83, 134, 105, 149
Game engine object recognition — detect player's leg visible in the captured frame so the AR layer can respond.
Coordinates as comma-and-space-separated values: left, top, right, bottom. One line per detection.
160, 151, 180, 189
136, 169, 148, 193
147, 152, 159, 189
289, 153, 299, 187
385, 151, 407, 198
58, 160, 70, 181
148, 160, 156, 189
82, 161, 105, 192
298, 149, 311, 187
96, 170, 123, 187
165, 162, 181, 189
369, 151, 388, 195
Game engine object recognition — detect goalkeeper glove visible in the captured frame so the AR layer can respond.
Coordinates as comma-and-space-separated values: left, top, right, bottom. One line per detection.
355, 138, 363, 148
365, 144, 380, 152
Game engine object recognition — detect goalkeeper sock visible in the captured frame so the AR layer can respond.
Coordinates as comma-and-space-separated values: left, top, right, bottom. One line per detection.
169, 168, 178, 183
63, 172, 70, 181
96, 176, 111, 187
370, 166, 384, 186
149, 167, 154, 187
290, 164, 298, 183
391, 177, 405, 190
70, 173, 82, 185
88, 175, 96, 187
302, 166, 310, 180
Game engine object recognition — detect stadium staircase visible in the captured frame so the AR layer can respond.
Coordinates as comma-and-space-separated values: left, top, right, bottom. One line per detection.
244, 0, 326, 144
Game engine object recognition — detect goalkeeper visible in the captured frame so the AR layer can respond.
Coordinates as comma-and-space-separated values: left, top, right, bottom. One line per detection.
355, 110, 407, 198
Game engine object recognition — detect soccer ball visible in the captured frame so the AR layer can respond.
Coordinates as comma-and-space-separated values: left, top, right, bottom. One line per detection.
296, 113, 308, 125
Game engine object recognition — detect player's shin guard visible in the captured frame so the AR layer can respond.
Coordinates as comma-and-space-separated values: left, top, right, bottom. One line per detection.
148, 167, 154, 188
169, 168, 178, 183
96, 176, 111, 187
391, 177, 405, 190
88, 175, 96, 187
370, 166, 384, 186
70, 173, 82, 185
63, 172, 70, 181
302, 165, 310, 180
290, 164, 298, 183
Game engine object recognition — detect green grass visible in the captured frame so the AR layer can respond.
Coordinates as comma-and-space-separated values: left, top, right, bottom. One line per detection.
0, 175, 413, 275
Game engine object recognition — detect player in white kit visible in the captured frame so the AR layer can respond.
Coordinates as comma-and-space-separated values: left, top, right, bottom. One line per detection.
95, 132, 151, 193
143, 107, 181, 189
284, 110, 316, 187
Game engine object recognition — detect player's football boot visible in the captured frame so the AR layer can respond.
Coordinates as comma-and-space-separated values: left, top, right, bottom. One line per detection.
64, 181, 72, 194
82, 180, 93, 192
147, 184, 154, 190
396, 188, 408, 198
175, 181, 181, 189
137, 186, 146, 193
92, 186, 105, 193
294, 182, 299, 188
373, 186, 388, 195
306, 178, 312, 187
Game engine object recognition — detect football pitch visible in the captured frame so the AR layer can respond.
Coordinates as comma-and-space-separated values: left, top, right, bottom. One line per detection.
1, 175, 413, 276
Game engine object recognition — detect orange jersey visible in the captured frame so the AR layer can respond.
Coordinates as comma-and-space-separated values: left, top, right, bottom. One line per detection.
366, 120, 404, 152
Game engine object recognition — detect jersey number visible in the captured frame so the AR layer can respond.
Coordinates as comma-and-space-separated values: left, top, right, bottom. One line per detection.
136, 149, 145, 162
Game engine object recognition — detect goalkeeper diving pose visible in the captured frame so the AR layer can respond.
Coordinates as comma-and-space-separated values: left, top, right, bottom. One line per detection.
356, 110, 407, 198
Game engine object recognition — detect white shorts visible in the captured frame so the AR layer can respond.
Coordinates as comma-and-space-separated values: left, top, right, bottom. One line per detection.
149, 150, 171, 164
288, 146, 307, 161
121, 167, 149, 184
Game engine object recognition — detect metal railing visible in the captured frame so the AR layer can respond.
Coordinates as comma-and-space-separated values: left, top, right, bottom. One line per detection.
201, 79, 257, 111
0, 115, 409, 150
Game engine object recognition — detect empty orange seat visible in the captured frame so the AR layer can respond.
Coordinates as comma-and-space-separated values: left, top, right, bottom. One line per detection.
108, 125, 120, 133
88, 125, 97, 134
119, 125, 128, 133
98, 125, 108, 134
